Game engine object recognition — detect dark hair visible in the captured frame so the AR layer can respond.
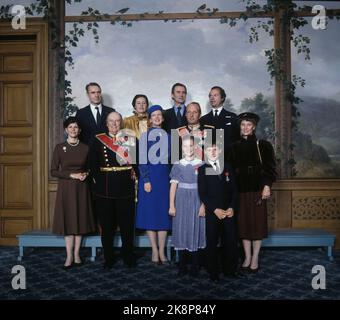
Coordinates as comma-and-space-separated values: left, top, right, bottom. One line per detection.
85, 82, 101, 92
171, 82, 187, 94
210, 86, 226, 103
63, 116, 80, 129
132, 94, 149, 109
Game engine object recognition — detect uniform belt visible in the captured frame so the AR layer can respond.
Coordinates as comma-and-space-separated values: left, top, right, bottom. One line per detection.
100, 166, 132, 172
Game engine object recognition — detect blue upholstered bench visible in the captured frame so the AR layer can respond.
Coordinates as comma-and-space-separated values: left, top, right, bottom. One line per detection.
262, 228, 335, 261
17, 228, 335, 262
17, 230, 172, 262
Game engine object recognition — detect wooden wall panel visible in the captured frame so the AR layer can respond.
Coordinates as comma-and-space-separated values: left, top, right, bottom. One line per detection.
1, 217, 32, 238
48, 183, 57, 231
0, 135, 33, 154
3, 54, 33, 73
3, 164, 33, 208
2, 82, 33, 126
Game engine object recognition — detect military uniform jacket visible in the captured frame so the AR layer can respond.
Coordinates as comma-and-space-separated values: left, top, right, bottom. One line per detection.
89, 132, 136, 199
200, 108, 238, 155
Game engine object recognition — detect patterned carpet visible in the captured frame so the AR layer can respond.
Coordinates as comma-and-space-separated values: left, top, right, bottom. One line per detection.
0, 246, 339, 300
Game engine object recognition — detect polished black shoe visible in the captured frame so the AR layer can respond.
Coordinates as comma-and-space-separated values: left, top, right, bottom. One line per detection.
189, 266, 199, 277
240, 265, 250, 272
177, 267, 188, 277
124, 258, 137, 268
224, 271, 244, 279
74, 260, 84, 267
209, 274, 220, 283
63, 263, 73, 270
249, 266, 259, 273
103, 262, 113, 270
159, 259, 171, 266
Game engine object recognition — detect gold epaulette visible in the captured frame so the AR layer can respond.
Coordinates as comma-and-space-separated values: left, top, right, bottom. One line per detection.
177, 126, 187, 133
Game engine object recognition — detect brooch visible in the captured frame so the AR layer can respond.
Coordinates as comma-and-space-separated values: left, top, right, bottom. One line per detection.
63, 146, 67, 153
225, 171, 230, 182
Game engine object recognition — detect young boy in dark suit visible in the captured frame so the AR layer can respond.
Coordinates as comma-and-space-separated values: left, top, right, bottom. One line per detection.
198, 142, 239, 282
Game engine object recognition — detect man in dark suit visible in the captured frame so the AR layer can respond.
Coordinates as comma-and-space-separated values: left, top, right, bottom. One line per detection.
198, 142, 239, 282
75, 82, 114, 147
163, 82, 188, 133
200, 86, 238, 157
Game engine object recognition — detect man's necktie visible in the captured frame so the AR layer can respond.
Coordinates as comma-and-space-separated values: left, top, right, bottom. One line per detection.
214, 109, 218, 118
213, 162, 220, 173
176, 107, 182, 125
95, 106, 101, 126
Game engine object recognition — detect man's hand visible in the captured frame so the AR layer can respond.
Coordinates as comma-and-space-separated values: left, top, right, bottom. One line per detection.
214, 208, 225, 220
144, 182, 152, 193
225, 208, 234, 218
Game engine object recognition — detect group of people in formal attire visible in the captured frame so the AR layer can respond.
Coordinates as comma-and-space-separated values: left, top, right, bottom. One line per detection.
51, 82, 277, 282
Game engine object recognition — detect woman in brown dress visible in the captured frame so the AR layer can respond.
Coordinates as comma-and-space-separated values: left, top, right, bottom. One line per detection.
123, 94, 149, 139
51, 117, 95, 269
229, 112, 277, 273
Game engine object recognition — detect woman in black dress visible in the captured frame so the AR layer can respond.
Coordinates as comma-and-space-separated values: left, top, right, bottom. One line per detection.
229, 112, 276, 272
51, 117, 95, 269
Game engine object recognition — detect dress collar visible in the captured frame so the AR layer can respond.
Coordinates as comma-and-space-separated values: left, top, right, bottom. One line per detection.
179, 158, 202, 166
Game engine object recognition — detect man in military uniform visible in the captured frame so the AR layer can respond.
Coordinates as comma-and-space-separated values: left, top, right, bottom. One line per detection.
175, 102, 214, 161
90, 111, 137, 270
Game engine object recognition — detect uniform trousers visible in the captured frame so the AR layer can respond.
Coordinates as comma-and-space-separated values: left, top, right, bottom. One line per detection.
96, 197, 135, 265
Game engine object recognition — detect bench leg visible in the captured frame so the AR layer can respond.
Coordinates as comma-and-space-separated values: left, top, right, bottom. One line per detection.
90, 246, 96, 262
327, 246, 334, 262
17, 245, 23, 262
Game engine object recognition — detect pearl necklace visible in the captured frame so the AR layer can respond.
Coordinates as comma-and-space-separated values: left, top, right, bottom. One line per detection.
67, 138, 79, 147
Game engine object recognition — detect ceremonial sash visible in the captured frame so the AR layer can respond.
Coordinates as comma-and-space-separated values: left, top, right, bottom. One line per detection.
96, 133, 132, 164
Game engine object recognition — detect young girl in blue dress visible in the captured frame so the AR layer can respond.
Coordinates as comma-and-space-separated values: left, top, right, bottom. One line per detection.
169, 136, 205, 276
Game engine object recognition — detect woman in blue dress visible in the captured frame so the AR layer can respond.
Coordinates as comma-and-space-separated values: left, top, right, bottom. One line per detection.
136, 105, 172, 264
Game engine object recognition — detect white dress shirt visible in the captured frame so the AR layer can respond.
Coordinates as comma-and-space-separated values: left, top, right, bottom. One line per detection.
90, 103, 102, 122
211, 106, 223, 117
208, 159, 221, 173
